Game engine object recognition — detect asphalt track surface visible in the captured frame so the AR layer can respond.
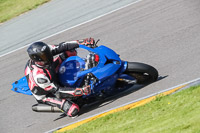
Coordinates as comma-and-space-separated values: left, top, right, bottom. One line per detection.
1, 0, 200, 132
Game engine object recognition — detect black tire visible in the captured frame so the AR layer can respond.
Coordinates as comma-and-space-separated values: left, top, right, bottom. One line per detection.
124, 62, 158, 84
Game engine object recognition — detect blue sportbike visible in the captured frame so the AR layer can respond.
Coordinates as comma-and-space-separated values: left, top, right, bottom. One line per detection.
12, 42, 158, 112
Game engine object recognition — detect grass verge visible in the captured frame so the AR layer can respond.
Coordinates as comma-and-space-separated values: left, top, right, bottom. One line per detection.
59, 86, 200, 133
0, 0, 51, 23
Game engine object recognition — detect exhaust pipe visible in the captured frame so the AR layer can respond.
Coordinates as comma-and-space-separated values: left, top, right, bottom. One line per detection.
32, 104, 61, 112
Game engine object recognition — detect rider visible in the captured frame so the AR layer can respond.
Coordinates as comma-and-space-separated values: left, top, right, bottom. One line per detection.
24, 38, 95, 117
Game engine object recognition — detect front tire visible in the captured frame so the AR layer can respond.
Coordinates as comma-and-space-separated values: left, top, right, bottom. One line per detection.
124, 62, 158, 84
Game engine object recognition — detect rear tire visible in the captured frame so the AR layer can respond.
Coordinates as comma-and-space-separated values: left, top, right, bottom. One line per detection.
124, 62, 158, 84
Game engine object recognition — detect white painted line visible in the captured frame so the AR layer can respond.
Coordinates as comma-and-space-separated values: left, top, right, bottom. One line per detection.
0, 0, 143, 58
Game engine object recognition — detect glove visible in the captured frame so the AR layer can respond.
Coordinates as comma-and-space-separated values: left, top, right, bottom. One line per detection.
74, 85, 91, 97
77, 38, 96, 48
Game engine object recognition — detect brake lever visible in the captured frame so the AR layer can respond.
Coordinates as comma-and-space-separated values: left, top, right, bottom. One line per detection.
95, 39, 100, 47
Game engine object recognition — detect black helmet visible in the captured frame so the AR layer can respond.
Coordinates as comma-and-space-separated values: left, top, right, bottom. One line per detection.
27, 42, 53, 67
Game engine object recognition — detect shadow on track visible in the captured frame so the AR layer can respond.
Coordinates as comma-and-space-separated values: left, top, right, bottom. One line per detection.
53, 75, 168, 121
79, 75, 168, 115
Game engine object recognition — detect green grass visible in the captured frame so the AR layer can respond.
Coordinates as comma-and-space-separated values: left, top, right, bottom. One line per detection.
0, 0, 51, 23
60, 86, 200, 133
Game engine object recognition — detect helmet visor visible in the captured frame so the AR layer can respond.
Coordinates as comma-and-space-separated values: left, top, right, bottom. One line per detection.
40, 52, 51, 62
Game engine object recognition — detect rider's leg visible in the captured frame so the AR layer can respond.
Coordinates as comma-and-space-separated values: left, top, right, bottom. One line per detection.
42, 97, 79, 117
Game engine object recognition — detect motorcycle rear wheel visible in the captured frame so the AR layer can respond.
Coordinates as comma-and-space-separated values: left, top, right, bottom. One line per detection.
124, 62, 158, 84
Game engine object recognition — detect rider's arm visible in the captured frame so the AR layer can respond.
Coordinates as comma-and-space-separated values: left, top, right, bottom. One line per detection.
57, 85, 91, 98
34, 74, 91, 98
50, 38, 96, 56
33, 74, 58, 93
50, 41, 79, 56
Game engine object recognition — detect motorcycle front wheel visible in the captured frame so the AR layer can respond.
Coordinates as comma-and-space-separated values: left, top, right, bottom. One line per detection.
124, 62, 158, 84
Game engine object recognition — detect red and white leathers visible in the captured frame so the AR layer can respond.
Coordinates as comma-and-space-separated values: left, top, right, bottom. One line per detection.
25, 41, 80, 117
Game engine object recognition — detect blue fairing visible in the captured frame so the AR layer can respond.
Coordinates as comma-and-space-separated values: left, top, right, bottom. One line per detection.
92, 63, 120, 81
11, 76, 32, 95
59, 45, 123, 87
95, 45, 120, 62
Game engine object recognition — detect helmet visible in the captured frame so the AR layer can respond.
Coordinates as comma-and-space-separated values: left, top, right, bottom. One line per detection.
27, 42, 53, 67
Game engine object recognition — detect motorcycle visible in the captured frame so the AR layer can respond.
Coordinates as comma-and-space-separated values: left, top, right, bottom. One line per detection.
11, 41, 158, 113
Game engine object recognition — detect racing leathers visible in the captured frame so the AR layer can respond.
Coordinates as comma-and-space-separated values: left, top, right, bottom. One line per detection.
24, 41, 90, 117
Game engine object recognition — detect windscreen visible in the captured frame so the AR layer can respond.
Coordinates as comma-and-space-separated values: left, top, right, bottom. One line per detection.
76, 48, 99, 70
59, 48, 99, 86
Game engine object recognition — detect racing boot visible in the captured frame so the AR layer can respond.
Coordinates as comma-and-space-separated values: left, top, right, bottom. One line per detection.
61, 100, 80, 117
